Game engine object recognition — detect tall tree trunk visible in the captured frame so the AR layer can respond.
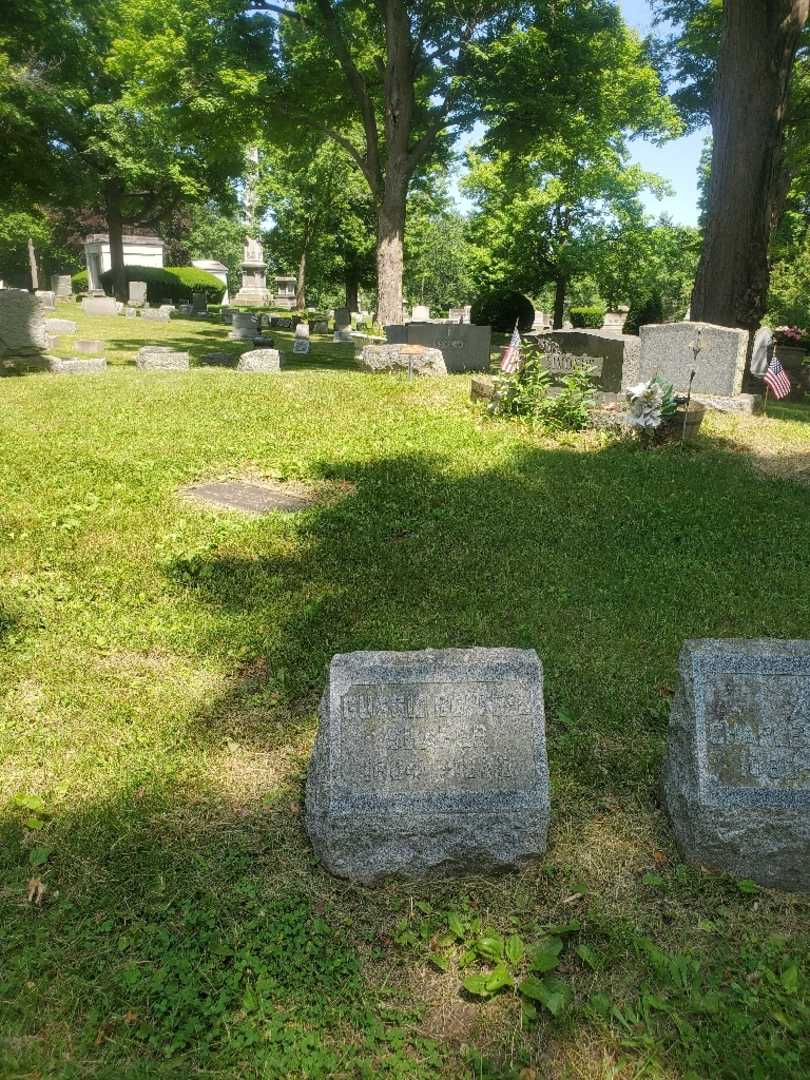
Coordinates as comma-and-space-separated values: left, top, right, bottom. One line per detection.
295, 249, 307, 309
376, 181, 407, 326
105, 180, 127, 302
345, 275, 359, 312
691, 0, 809, 329
27, 237, 39, 291
553, 274, 566, 329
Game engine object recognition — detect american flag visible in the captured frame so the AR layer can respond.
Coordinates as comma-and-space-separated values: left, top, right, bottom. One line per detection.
764, 357, 791, 399
500, 324, 522, 373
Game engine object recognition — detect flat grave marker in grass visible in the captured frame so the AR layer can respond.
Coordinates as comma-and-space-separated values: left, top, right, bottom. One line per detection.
181, 479, 316, 515
663, 638, 810, 892
305, 647, 550, 883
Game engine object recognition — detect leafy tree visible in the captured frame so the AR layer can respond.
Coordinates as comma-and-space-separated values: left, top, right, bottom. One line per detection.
403, 182, 476, 314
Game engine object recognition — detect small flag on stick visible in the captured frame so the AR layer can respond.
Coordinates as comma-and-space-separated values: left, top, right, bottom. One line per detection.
763, 357, 791, 400
500, 323, 522, 373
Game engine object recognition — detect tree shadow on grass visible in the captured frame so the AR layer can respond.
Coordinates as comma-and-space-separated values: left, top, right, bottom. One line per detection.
164, 438, 810, 802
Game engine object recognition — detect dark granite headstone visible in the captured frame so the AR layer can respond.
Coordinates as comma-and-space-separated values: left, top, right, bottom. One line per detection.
384, 322, 492, 372
662, 639, 810, 892
181, 480, 314, 515
306, 648, 550, 883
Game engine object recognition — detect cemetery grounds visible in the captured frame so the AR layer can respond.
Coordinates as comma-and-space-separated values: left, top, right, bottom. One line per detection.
2, 303, 810, 1078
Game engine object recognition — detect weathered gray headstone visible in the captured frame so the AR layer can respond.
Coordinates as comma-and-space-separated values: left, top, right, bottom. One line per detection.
192, 291, 208, 313
236, 348, 280, 372
305, 648, 550, 883
34, 290, 56, 309
540, 329, 638, 393
0, 289, 48, 359
639, 321, 748, 396
128, 281, 147, 304
385, 323, 491, 373
81, 296, 119, 317
311, 320, 328, 334
135, 346, 189, 371
410, 304, 430, 322
333, 307, 351, 331
293, 338, 311, 355
360, 343, 447, 376
229, 312, 260, 341
51, 274, 72, 299
295, 321, 310, 339
601, 308, 628, 335
220, 306, 236, 325
662, 639, 810, 892
44, 318, 78, 335
74, 338, 104, 354
49, 357, 107, 375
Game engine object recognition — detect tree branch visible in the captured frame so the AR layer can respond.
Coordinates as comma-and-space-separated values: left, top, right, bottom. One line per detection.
314, 0, 381, 192
245, 2, 307, 21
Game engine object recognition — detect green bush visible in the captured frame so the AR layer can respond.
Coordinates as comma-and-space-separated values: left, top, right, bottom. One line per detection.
71, 269, 88, 294
98, 264, 225, 304
471, 290, 535, 332
490, 347, 597, 430
624, 293, 664, 335
569, 305, 605, 329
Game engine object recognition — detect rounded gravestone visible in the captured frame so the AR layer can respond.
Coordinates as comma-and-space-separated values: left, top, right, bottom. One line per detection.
359, 343, 446, 376
306, 648, 550, 884
236, 348, 280, 372
136, 346, 190, 371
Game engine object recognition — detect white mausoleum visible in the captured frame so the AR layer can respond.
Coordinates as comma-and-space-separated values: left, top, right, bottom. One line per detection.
83, 234, 165, 290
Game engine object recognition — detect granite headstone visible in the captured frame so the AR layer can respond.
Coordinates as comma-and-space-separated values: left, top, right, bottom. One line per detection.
639, 321, 748, 396
135, 346, 189, 371
384, 322, 491, 372
81, 296, 119, 317
662, 639, 810, 892
305, 648, 550, 883
360, 343, 447, 376
236, 348, 281, 372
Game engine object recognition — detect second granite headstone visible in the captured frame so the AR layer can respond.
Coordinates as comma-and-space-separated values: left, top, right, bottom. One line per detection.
306, 648, 550, 883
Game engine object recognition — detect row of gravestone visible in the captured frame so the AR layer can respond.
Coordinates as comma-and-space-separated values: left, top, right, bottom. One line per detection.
305, 641, 810, 891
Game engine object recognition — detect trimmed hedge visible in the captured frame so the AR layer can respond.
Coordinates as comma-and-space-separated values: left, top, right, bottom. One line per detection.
71, 270, 88, 294
623, 293, 664, 335
98, 264, 225, 303
569, 305, 605, 329
471, 291, 535, 333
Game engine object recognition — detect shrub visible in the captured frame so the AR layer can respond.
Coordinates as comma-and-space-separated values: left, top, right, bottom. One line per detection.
98, 264, 225, 304
569, 305, 605, 329
471, 291, 535, 333
490, 346, 597, 430
623, 293, 664, 335
71, 269, 88, 294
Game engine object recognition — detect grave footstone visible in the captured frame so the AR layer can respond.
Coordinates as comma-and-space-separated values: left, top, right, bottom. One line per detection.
662, 639, 810, 892
44, 318, 78, 335
333, 329, 353, 343
182, 480, 314, 514
74, 339, 105, 354
135, 346, 190, 371
293, 338, 310, 355
236, 348, 280, 372
305, 648, 550, 883
49, 357, 107, 375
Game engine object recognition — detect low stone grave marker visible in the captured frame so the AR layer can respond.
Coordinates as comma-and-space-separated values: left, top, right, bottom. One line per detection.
141, 305, 173, 322
74, 339, 104, 354
662, 639, 810, 892
51, 274, 72, 299
44, 318, 78, 336
181, 480, 315, 515
49, 357, 107, 375
360, 343, 446, 376
129, 281, 147, 304
333, 329, 353, 343
236, 348, 280, 373
135, 346, 189, 371
305, 648, 550, 883
293, 339, 310, 355
81, 296, 119, 317
410, 304, 431, 322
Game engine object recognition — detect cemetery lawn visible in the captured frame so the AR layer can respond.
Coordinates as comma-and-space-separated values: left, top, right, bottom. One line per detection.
3, 304, 810, 1078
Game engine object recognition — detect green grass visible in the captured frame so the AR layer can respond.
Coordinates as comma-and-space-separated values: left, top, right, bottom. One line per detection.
2, 303, 810, 1077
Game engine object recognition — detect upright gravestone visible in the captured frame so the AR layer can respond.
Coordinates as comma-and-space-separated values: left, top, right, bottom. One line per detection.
229, 312, 260, 341
384, 322, 492, 373
192, 291, 208, 313
333, 307, 351, 331
639, 321, 748, 396
51, 274, 72, 299
305, 648, 550, 883
128, 281, 147, 305
662, 639, 810, 892
0, 289, 49, 364
410, 304, 431, 322
34, 290, 56, 310
81, 296, 119, 317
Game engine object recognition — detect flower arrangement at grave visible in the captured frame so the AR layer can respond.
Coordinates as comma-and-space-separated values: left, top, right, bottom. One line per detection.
771, 325, 810, 351
623, 376, 679, 444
